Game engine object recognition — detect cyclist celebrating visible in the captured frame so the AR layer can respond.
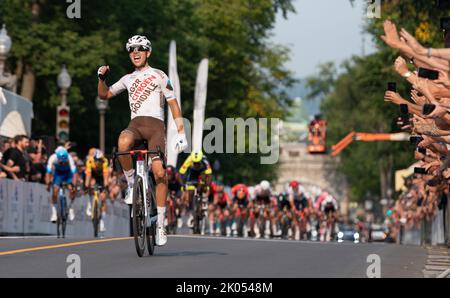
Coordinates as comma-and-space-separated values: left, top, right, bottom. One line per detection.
45, 146, 77, 223
179, 150, 212, 229
85, 149, 109, 233
97, 35, 187, 246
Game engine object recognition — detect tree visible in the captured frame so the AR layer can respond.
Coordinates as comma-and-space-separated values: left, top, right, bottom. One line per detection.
0, 0, 297, 185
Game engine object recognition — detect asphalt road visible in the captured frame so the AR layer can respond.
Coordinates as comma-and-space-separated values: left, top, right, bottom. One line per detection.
0, 234, 426, 278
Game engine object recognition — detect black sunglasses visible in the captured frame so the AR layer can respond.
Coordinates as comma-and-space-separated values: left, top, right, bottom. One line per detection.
128, 46, 149, 53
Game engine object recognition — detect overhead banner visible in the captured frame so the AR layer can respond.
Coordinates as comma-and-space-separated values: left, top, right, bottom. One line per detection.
192, 58, 209, 154
167, 40, 182, 167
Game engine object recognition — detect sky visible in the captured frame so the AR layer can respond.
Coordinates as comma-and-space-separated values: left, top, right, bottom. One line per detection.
271, 0, 377, 80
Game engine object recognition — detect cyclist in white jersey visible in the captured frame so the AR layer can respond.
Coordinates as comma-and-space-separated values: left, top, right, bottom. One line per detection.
97, 35, 188, 246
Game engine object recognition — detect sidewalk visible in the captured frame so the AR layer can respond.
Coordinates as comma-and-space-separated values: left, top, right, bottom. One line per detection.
422, 245, 450, 278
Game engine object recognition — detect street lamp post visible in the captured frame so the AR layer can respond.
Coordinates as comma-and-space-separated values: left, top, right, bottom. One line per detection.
57, 64, 71, 105
96, 96, 108, 152
0, 24, 12, 76
0, 24, 17, 92
56, 65, 71, 142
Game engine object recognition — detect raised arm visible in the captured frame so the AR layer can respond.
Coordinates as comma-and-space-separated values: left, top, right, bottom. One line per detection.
97, 65, 120, 100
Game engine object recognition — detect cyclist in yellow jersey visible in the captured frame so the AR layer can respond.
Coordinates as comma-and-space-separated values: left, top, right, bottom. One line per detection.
179, 151, 212, 228
85, 149, 109, 232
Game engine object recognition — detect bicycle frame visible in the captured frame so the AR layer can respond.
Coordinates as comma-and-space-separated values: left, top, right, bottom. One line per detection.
135, 152, 157, 226
57, 183, 68, 238
114, 148, 166, 226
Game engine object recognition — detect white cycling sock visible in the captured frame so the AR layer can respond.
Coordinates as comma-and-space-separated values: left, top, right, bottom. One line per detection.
157, 206, 166, 227
123, 169, 135, 187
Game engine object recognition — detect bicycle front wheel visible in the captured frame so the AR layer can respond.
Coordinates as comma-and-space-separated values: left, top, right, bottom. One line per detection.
133, 176, 146, 257
92, 198, 100, 238
61, 195, 68, 238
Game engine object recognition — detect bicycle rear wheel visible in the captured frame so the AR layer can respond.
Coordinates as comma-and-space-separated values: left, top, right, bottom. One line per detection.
133, 176, 147, 257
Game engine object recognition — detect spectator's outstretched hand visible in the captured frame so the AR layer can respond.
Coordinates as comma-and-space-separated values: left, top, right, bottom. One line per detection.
417, 135, 436, 148
443, 168, 450, 179
410, 90, 426, 105
384, 91, 404, 104
399, 28, 427, 56
414, 150, 425, 160
381, 20, 402, 49
434, 69, 450, 88
412, 115, 434, 135
394, 56, 409, 76
413, 77, 436, 102
423, 104, 447, 119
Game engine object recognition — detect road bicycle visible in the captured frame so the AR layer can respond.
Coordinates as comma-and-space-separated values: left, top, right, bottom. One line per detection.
114, 144, 165, 257
56, 182, 69, 238
186, 183, 209, 235
91, 184, 103, 238
166, 190, 178, 234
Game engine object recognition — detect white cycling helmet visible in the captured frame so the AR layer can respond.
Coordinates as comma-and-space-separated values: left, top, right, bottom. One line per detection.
324, 195, 334, 204
94, 149, 104, 160
126, 35, 152, 52
253, 184, 262, 195
260, 180, 270, 191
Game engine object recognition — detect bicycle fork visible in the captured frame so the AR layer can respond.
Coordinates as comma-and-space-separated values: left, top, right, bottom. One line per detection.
135, 159, 157, 227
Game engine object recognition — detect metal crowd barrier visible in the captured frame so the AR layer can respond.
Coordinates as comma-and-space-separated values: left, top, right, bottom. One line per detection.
0, 178, 129, 237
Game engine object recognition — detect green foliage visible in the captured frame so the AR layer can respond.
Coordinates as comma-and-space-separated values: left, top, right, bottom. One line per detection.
0, 0, 296, 185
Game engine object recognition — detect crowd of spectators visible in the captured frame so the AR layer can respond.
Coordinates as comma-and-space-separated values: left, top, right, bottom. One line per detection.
381, 17, 450, 236
0, 135, 45, 182
0, 135, 126, 201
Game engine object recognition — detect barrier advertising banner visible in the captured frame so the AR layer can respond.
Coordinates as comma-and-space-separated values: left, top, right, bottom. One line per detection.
0, 179, 129, 237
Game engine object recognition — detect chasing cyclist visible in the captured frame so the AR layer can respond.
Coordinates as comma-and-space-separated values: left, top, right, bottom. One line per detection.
231, 183, 250, 237
211, 184, 232, 236
46, 146, 77, 223
166, 165, 184, 230
85, 149, 109, 233
253, 180, 272, 238
97, 35, 188, 246
320, 194, 339, 242
288, 180, 313, 240
179, 150, 212, 230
